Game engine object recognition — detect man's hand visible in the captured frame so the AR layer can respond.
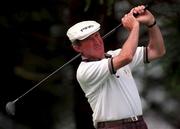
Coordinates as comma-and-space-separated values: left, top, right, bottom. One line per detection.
132, 5, 155, 27
121, 11, 139, 31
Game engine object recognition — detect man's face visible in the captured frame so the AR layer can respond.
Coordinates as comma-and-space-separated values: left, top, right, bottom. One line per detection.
74, 32, 105, 59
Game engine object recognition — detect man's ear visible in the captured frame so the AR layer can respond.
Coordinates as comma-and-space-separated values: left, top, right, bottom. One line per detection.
72, 45, 81, 53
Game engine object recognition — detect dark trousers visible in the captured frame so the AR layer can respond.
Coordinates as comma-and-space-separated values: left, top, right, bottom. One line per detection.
97, 116, 148, 129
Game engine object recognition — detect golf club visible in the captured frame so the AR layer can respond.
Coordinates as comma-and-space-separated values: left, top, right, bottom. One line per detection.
5, 25, 122, 116
6, 5, 148, 116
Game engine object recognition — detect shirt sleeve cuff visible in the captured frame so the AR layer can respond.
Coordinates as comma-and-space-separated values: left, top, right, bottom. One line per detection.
143, 46, 150, 63
108, 58, 116, 74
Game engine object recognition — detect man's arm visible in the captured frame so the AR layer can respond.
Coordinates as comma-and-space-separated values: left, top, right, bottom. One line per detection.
147, 23, 166, 61
112, 10, 140, 71
134, 5, 166, 62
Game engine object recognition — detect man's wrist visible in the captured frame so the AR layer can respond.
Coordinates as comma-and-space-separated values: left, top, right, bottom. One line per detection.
148, 20, 156, 28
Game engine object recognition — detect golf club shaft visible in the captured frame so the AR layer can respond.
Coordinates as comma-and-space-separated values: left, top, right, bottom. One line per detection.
11, 23, 123, 103
102, 24, 122, 39
10, 5, 149, 104
13, 53, 81, 103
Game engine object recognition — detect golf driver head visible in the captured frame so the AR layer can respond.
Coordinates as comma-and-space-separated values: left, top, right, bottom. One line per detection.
6, 101, 15, 116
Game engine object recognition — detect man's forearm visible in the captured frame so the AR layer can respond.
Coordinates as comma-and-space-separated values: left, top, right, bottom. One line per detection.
147, 24, 166, 61
112, 24, 140, 70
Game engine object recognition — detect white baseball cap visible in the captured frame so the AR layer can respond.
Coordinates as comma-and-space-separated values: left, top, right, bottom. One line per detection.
66, 20, 100, 43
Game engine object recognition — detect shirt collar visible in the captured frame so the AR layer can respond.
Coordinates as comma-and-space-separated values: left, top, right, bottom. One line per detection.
82, 53, 112, 62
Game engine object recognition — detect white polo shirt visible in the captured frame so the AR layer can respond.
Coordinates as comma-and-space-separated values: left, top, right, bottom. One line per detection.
76, 47, 145, 127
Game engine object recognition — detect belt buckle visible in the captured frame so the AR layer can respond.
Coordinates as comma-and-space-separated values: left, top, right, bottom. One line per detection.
131, 116, 138, 122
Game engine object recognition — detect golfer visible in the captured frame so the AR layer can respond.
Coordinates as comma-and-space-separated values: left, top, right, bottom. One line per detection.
67, 5, 165, 129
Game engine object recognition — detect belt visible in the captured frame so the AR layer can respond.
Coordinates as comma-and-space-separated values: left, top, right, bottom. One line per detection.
97, 115, 143, 128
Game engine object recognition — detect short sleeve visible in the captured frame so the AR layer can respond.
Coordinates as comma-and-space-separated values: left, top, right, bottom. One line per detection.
76, 59, 111, 96
129, 47, 145, 70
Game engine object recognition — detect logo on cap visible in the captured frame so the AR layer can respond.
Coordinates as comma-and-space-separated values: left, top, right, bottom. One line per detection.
80, 25, 94, 32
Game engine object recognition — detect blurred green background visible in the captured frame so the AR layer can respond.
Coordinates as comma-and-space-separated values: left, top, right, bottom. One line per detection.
0, 0, 180, 129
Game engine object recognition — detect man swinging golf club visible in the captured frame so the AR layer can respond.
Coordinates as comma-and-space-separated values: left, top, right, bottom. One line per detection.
66, 5, 166, 129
